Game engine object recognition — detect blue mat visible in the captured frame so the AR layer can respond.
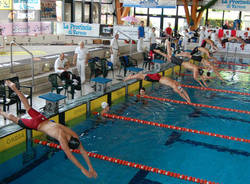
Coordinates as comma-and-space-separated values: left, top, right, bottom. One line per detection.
91, 77, 112, 84
152, 59, 165, 64
127, 67, 144, 72
39, 93, 66, 102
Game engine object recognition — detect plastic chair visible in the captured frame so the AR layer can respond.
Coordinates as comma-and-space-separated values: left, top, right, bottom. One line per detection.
48, 73, 65, 94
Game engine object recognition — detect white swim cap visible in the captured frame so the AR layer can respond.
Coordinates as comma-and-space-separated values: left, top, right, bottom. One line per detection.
101, 102, 108, 109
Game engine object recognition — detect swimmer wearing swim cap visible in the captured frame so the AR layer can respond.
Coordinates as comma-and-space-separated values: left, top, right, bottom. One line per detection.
0, 80, 97, 179
101, 102, 110, 115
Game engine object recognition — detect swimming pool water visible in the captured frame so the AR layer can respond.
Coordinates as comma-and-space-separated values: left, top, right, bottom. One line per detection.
5, 62, 250, 184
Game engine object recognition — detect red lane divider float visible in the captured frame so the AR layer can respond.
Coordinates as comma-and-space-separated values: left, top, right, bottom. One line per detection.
133, 94, 250, 115
95, 113, 250, 143
212, 61, 250, 67
200, 66, 250, 74
180, 84, 250, 96
34, 139, 219, 184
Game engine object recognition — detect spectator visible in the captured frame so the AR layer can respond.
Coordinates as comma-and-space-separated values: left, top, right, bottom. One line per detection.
165, 23, 173, 39
54, 53, 70, 79
149, 27, 157, 51
73, 41, 90, 84
222, 20, 229, 29
110, 33, 120, 69
137, 21, 145, 52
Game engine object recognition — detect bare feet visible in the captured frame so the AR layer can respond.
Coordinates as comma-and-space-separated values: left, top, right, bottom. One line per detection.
5, 80, 16, 90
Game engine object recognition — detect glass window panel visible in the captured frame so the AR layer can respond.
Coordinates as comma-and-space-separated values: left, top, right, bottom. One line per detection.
107, 15, 113, 25
149, 8, 162, 15
207, 9, 223, 28
101, 4, 113, 14
135, 15, 147, 24
84, 3, 90, 22
64, 3, 71, 22
101, 15, 106, 24
135, 8, 148, 14
163, 18, 175, 29
242, 11, 250, 30
149, 17, 161, 36
75, 2, 82, 22
163, 8, 176, 16
178, 6, 191, 16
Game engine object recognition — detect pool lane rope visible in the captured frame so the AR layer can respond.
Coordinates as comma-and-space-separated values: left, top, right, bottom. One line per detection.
131, 94, 250, 115
94, 113, 250, 144
199, 66, 250, 74
180, 84, 250, 96
34, 139, 219, 184
212, 61, 250, 67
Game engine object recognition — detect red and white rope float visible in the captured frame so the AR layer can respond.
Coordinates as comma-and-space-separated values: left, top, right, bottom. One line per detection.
34, 139, 220, 184
132, 94, 250, 115
94, 113, 250, 143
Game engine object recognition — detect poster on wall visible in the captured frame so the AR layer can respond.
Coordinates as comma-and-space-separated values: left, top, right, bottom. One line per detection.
0, 0, 12, 10
57, 22, 100, 37
41, 0, 56, 20
13, 0, 41, 10
113, 25, 151, 40
204, 0, 250, 11
122, 0, 176, 8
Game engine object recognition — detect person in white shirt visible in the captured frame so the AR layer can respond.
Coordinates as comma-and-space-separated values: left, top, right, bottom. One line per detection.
199, 27, 206, 45
54, 53, 69, 77
182, 29, 190, 51
110, 33, 120, 69
149, 27, 157, 50
73, 41, 90, 84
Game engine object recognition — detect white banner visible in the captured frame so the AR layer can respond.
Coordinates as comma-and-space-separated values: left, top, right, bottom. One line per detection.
122, 0, 176, 8
204, 0, 250, 11
57, 22, 100, 37
13, 0, 41, 10
113, 25, 151, 41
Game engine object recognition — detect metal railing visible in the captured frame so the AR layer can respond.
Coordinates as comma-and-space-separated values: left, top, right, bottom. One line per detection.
10, 40, 34, 86
116, 29, 134, 56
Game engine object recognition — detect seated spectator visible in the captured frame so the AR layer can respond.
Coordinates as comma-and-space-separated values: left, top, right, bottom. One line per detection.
54, 53, 70, 79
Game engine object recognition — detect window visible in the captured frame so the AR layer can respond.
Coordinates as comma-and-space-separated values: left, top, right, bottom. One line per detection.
135, 15, 147, 24
178, 6, 191, 17
135, 8, 148, 14
163, 8, 176, 16
242, 11, 250, 30
101, 3, 113, 25
149, 8, 162, 15
101, 4, 113, 14
207, 9, 223, 28
75, 2, 82, 22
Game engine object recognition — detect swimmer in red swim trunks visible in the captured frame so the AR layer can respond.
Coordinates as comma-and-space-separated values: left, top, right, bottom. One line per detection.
124, 73, 191, 103
0, 80, 97, 179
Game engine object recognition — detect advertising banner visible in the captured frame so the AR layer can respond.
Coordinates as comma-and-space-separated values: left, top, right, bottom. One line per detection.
0, 0, 12, 10
57, 22, 100, 37
204, 0, 250, 11
122, 0, 176, 8
13, 0, 41, 10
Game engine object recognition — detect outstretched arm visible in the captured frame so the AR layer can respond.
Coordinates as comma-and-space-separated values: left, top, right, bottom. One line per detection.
79, 144, 97, 178
193, 71, 206, 88
124, 73, 145, 81
59, 136, 94, 178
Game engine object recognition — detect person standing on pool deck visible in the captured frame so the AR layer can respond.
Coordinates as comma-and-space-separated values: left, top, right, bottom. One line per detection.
124, 73, 191, 103
137, 21, 145, 52
0, 80, 97, 179
73, 41, 90, 84
110, 33, 120, 70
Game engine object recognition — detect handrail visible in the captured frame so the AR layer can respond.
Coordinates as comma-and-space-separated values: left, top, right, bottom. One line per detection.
10, 40, 34, 86
116, 29, 134, 56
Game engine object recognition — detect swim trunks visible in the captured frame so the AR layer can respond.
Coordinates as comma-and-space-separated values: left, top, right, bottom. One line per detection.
18, 108, 48, 130
191, 55, 202, 62
201, 40, 207, 48
171, 56, 183, 65
144, 73, 161, 82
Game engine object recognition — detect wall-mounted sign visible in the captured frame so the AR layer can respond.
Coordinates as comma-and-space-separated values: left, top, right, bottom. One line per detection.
122, 0, 176, 8
204, 0, 250, 11
57, 22, 100, 37
100, 25, 113, 37
0, 0, 12, 10
13, 0, 41, 10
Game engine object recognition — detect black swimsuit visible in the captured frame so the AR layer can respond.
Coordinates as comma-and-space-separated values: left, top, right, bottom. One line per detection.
171, 55, 183, 65
191, 55, 202, 62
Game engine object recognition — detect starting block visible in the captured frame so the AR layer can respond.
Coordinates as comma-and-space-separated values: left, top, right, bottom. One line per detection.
91, 77, 112, 93
152, 59, 165, 72
39, 93, 66, 114
127, 67, 144, 75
